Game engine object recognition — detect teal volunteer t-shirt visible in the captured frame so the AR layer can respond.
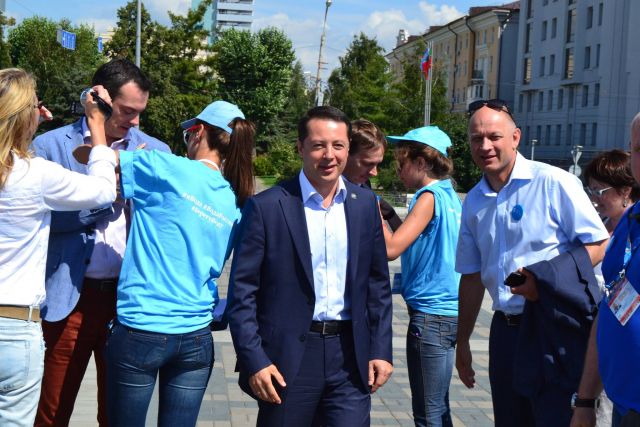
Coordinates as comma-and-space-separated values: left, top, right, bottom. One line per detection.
117, 150, 240, 334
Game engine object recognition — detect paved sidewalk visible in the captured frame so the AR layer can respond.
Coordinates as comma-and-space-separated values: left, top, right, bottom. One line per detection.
70, 256, 495, 426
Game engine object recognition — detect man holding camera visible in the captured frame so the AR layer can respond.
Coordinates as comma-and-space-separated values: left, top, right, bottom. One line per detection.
32, 58, 169, 426
454, 100, 608, 426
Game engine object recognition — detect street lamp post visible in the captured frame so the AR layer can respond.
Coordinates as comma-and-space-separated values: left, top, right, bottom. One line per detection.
135, 0, 141, 67
530, 139, 537, 161
314, 0, 332, 106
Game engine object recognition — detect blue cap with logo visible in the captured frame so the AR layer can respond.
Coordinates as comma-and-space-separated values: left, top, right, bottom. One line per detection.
387, 126, 452, 157
180, 100, 245, 134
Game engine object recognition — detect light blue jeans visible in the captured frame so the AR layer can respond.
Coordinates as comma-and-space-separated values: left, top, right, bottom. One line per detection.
406, 308, 457, 427
0, 317, 45, 427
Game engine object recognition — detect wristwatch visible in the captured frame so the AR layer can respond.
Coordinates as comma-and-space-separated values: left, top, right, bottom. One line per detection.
571, 392, 600, 410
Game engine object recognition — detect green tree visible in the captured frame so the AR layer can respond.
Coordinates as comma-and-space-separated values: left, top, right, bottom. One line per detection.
9, 17, 102, 130
0, 12, 15, 69
106, 0, 216, 151
212, 27, 295, 149
327, 33, 391, 127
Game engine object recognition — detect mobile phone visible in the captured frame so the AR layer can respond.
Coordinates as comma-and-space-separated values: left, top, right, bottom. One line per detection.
504, 272, 526, 287
90, 91, 113, 119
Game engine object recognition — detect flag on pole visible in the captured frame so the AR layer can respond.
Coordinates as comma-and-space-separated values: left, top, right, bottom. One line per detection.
420, 47, 432, 80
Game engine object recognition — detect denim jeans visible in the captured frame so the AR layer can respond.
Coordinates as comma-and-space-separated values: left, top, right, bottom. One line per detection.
406, 308, 457, 427
105, 322, 214, 427
0, 317, 44, 427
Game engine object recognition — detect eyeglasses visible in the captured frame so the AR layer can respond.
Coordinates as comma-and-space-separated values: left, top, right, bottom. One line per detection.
585, 186, 613, 197
182, 125, 200, 146
468, 99, 514, 120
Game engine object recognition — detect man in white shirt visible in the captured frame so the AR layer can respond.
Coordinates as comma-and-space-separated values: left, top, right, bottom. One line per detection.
455, 100, 608, 427
32, 59, 170, 427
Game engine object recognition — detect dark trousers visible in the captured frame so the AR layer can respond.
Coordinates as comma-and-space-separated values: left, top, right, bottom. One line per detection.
257, 328, 370, 427
489, 312, 574, 427
36, 285, 116, 427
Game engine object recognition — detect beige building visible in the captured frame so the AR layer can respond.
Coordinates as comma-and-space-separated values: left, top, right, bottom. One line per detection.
386, 4, 520, 113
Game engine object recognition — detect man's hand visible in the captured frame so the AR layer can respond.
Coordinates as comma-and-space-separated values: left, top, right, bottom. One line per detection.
368, 359, 393, 393
456, 340, 476, 388
249, 364, 286, 404
570, 407, 596, 427
510, 268, 539, 302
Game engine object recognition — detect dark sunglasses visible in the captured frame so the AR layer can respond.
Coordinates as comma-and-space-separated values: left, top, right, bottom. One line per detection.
468, 99, 514, 120
182, 124, 200, 146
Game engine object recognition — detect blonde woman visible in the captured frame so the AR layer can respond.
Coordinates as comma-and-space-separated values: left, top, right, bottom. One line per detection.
0, 69, 116, 426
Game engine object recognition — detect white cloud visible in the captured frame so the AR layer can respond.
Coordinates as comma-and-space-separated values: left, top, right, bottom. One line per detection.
360, 2, 463, 52
144, 0, 191, 25
253, 13, 337, 79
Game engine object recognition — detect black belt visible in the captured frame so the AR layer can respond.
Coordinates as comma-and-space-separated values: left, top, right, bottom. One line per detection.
495, 311, 522, 327
84, 277, 118, 292
310, 320, 351, 335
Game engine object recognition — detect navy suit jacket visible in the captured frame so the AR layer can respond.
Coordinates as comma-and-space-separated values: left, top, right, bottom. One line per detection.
513, 245, 600, 396
31, 119, 170, 321
227, 176, 393, 397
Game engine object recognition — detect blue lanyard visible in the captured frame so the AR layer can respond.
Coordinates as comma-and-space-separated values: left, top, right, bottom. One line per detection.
605, 203, 640, 294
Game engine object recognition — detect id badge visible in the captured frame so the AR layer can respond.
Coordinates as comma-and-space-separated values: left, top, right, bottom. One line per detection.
607, 277, 640, 326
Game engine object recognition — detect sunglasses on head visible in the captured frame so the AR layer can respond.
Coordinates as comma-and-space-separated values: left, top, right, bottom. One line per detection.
468, 99, 514, 120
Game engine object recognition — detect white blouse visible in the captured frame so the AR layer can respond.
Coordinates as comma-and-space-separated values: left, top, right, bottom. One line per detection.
0, 146, 116, 306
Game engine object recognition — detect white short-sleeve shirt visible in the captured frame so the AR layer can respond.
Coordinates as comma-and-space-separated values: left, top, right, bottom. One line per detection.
455, 153, 608, 314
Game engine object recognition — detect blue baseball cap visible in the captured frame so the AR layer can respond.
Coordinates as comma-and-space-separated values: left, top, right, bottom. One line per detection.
387, 126, 452, 157
180, 100, 245, 134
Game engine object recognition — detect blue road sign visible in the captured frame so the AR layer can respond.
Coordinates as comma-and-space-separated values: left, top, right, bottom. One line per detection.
97, 36, 103, 53
56, 29, 76, 50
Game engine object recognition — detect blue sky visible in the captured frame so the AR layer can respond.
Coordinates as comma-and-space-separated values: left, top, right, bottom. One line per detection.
6, 0, 502, 79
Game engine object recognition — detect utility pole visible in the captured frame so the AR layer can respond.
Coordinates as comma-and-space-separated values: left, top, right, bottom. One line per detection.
314, 0, 332, 106
135, 0, 141, 67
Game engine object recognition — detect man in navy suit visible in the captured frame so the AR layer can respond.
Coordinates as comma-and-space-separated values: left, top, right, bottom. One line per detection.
32, 58, 170, 426
228, 106, 393, 426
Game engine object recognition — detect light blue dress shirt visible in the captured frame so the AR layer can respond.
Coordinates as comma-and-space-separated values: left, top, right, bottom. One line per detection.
299, 171, 350, 321
455, 153, 608, 314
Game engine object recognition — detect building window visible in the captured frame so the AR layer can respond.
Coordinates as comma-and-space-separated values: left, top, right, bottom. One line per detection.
558, 88, 564, 109
546, 125, 551, 145
548, 90, 554, 110
567, 9, 576, 43
491, 28, 495, 44
527, 93, 532, 112
490, 56, 493, 72
555, 124, 561, 145
596, 44, 600, 67
582, 85, 589, 107
527, 0, 533, 18
536, 125, 542, 143
538, 92, 544, 111
525, 23, 532, 53
550, 54, 555, 75
567, 123, 573, 145
598, 3, 604, 26
542, 21, 547, 41
586, 6, 594, 28
540, 56, 546, 76
568, 86, 575, 109
584, 46, 591, 69
524, 57, 532, 84
551, 18, 557, 38
524, 126, 530, 144
594, 83, 600, 106
591, 123, 598, 146
580, 123, 587, 145
564, 48, 574, 79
